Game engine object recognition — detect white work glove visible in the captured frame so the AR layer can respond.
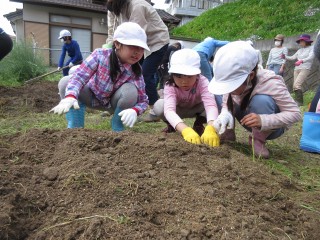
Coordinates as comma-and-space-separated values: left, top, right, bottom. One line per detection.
50, 97, 79, 115
69, 62, 74, 68
213, 109, 234, 135
57, 67, 61, 71
118, 109, 137, 128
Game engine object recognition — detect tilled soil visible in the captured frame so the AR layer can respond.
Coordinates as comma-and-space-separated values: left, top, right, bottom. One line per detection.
0, 82, 319, 240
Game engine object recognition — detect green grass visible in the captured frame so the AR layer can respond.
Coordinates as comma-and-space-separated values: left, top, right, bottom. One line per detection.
0, 41, 49, 86
171, 0, 320, 41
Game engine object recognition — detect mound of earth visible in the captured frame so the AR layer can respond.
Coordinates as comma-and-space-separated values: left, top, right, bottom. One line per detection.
0, 81, 59, 116
0, 81, 319, 239
0, 128, 319, 240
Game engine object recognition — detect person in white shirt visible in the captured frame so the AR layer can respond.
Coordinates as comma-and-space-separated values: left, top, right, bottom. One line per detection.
285, 34, 315, 106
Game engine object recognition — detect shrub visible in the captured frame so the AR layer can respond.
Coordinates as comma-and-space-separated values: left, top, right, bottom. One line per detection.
0, 40, 48, 85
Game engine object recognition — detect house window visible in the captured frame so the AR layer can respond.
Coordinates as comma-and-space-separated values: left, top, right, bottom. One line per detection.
198, 0, 204, 9
178, 0, 183, 8
50, 15, 91, 27
191, 0, 196, 7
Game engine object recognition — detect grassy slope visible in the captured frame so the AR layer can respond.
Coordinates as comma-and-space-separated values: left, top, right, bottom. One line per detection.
171, 0, 320, 41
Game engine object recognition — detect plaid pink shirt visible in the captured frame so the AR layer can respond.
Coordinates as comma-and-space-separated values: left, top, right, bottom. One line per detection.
65, 48, 148, 115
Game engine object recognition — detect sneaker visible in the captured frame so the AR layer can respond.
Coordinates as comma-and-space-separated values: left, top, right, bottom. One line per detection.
162, 122, 176, 133
140, 113, 161, 122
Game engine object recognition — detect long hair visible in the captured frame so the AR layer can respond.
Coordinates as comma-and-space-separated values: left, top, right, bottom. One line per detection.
109, 44, 142, 82
227, 65, 258, 114
112, 0, 129, 16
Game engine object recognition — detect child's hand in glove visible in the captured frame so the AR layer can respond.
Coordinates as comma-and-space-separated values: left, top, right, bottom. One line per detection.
201, 125, 220, 147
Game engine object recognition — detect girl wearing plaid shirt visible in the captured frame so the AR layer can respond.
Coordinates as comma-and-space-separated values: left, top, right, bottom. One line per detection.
51, 22, 149, 131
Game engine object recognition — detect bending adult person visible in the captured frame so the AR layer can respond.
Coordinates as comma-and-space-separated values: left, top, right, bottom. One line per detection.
193, 37, 229, 112
208, 41, 301, 159
285, 34, 315, 106
57, 30, 83, 76
105, 0, 170, 122
0, 28, 13, 61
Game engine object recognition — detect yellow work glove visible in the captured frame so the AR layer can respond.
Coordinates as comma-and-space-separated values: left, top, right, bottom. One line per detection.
181, 127, 201, 145
201, 125, 220, 147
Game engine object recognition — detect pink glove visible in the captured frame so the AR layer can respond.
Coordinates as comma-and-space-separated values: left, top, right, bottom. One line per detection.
295, 60, 303, 66
280, 53, 285, 59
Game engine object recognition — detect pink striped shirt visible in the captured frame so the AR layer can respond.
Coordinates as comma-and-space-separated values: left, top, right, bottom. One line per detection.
164, 75, 218, 128
222, 69, 301, 131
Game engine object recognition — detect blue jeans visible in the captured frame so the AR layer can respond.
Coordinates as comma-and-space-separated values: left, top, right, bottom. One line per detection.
197, 51, 222, 112
267, 64, 283, 76
197, 51, 212, 81
234, 94, 284, 140
142, 44, 168, 105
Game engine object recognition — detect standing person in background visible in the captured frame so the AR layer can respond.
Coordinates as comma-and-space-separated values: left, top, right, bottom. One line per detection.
50, 22, 149, 131
105, 0, 170, 122
309, 31, 320, 112
193, 37, 229, 112
285, 34, 315, 106
0, 27, 13, 61
157, 41, 184, 98
209, 41, 301, 158
266, 34, 288, 76
153, 49, 220, 147
57, 30, 83, 76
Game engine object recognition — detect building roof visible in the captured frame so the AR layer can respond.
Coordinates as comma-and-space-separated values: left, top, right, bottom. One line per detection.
10, 0, 180, 24
157, 9, 180, 24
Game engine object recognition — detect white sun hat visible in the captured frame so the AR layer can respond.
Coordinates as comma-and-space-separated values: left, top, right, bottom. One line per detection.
113, 22, 150, 51
208, 41, 259, 95
58, 29, 71, 39
168, 49, 201, 75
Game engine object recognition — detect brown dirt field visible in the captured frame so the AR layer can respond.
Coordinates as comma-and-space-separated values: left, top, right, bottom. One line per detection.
0, 82, 319, 240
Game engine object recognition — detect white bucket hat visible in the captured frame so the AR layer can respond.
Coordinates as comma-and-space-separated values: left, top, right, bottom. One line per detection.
168, 49, 201, 75
208, 41, 259, 95
113, 22, 150, 51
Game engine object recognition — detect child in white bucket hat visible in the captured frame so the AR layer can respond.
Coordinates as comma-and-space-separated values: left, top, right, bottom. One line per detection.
153, 49, 220, 147
51, 22, 149, 131
208, 41, 301, 158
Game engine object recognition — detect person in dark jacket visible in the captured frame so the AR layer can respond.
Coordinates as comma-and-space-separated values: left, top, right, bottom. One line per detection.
0, 27, 13, 61
57, 29, 83, 76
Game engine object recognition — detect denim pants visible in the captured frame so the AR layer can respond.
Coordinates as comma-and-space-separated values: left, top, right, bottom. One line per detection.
142, 44, 168, 105
197, 51, 222, 112
234, 94, 284, 140
267, 64, 282, 76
